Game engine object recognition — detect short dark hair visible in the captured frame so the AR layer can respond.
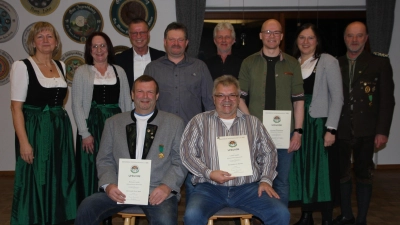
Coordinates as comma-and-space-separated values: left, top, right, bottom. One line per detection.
84, 32, 115, 65
129, 18, 149, 30
132, 75, 159, 94
164, 22, 188, 39
292, 23, 323, 59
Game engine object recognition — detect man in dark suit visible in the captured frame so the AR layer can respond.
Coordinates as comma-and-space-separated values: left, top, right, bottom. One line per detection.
333, 21, 395, 225
115, 18, 165, 91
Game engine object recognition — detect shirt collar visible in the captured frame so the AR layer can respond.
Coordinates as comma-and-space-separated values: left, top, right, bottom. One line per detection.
212, 109, 245, 119
133, 47, 150, 57
258, 49, 284, 61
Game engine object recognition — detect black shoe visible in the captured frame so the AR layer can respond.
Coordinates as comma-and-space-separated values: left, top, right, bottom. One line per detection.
332, 215, 355, 225
355, 223, 366, 225
294, 212, 314, 225
322, 220, 333, 225
102, 216, 112, 225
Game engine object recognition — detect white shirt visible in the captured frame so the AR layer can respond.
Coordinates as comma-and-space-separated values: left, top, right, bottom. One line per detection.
92, 65, 117, 85
220, 118, 235, 130
133, 48, 151, 81
299, 56, 318, 79
134, 112, 154, 160
10, 56, 67, 102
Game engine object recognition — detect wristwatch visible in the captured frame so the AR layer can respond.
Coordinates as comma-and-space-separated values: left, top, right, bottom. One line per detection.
293, 128, 303, 134
326, 128, 337, 135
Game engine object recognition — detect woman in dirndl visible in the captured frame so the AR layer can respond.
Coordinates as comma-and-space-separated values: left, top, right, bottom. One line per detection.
71, 31, 131, 208
289, 23, 344, 225
10, 21, 77, 224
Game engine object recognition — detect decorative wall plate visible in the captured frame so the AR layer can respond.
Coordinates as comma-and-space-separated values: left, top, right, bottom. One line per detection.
109, 0, 157, 37
114, 45, 129, 55
22, 23, 35, 54
62, 2, 103, 44
0, 1, 19, 43
20, 0, 60, 16
60, 50, 85, 85
0, 49, 13, 85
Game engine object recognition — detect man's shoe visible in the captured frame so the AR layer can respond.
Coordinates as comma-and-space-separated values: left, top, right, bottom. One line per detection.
294, 212, 314, 225
322, 220, 333, 225
332, 215, 355, 225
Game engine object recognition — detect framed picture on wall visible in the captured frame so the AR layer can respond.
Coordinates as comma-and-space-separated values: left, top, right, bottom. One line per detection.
62, 2, 103, 44
109, 0, 157, 37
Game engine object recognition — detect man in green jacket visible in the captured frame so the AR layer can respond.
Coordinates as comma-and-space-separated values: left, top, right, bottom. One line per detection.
238, 19, 304, 207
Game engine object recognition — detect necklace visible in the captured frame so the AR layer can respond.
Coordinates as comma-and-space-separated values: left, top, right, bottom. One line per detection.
34, 56, 53, 72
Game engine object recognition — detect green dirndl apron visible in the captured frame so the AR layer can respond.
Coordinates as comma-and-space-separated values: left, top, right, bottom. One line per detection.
75, 102, 121, 203
11, 104, 77, 225
289, 94, 331, 204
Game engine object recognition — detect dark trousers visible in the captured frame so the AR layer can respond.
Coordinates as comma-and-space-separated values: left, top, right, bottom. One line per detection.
337, 136, 374, 223
338, 136, 375, 184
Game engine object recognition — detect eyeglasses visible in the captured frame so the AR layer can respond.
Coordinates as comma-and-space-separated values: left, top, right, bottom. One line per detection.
130, 31, 148, 37
167, 38, 186, 43
214, 94, 239, 100
261, 30, 282, 37
92, 44, 107, 50
216, 36, 233, 41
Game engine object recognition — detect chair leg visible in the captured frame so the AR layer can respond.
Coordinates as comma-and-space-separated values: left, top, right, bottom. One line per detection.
242, 218, 251, 225
130, 217, 135, 225
123, 218, 130, 225
207, 218, 214, 225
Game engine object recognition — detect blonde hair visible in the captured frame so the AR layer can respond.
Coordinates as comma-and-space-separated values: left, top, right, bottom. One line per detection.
26, 22, 62, 57
213, 75, 240, 95
213, 22, 236, 40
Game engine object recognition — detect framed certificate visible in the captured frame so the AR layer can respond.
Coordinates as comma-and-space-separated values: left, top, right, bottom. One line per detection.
118, 159, 151, 205
216, 135, 253, 177
263, 110, 291, 149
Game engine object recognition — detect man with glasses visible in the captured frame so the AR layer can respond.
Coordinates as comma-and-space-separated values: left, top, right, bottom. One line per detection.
205, 22, 243, 80
115, 18, 165, 91
238, 19, 304, 207
180, 75, 290, 225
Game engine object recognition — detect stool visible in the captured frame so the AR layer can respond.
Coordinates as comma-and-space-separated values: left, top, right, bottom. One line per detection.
117, 206, 146, 225
208, 207, 253, 225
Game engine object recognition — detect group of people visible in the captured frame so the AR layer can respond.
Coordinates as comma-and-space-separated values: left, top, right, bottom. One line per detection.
9, 16, 394, 225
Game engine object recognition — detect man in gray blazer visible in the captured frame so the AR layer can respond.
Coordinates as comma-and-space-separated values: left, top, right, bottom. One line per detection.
75, 75, 187, 225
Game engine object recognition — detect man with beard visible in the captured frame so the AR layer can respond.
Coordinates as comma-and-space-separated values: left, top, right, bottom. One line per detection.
333, 21, 395, 225
144, 22, 215, 205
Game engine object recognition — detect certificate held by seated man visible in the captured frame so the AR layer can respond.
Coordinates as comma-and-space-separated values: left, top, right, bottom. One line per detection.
216, 135, 253, 177
118, 159, 151, 205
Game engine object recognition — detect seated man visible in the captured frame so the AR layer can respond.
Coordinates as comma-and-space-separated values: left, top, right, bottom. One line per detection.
75, 75, 187, 225
180, 75, 290, 225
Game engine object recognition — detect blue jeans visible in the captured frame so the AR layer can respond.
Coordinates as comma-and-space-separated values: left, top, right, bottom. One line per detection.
75, 192, 178, 225
273, 149, 294, 207
184, 182, 290, 225
184, 172, 195, 206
